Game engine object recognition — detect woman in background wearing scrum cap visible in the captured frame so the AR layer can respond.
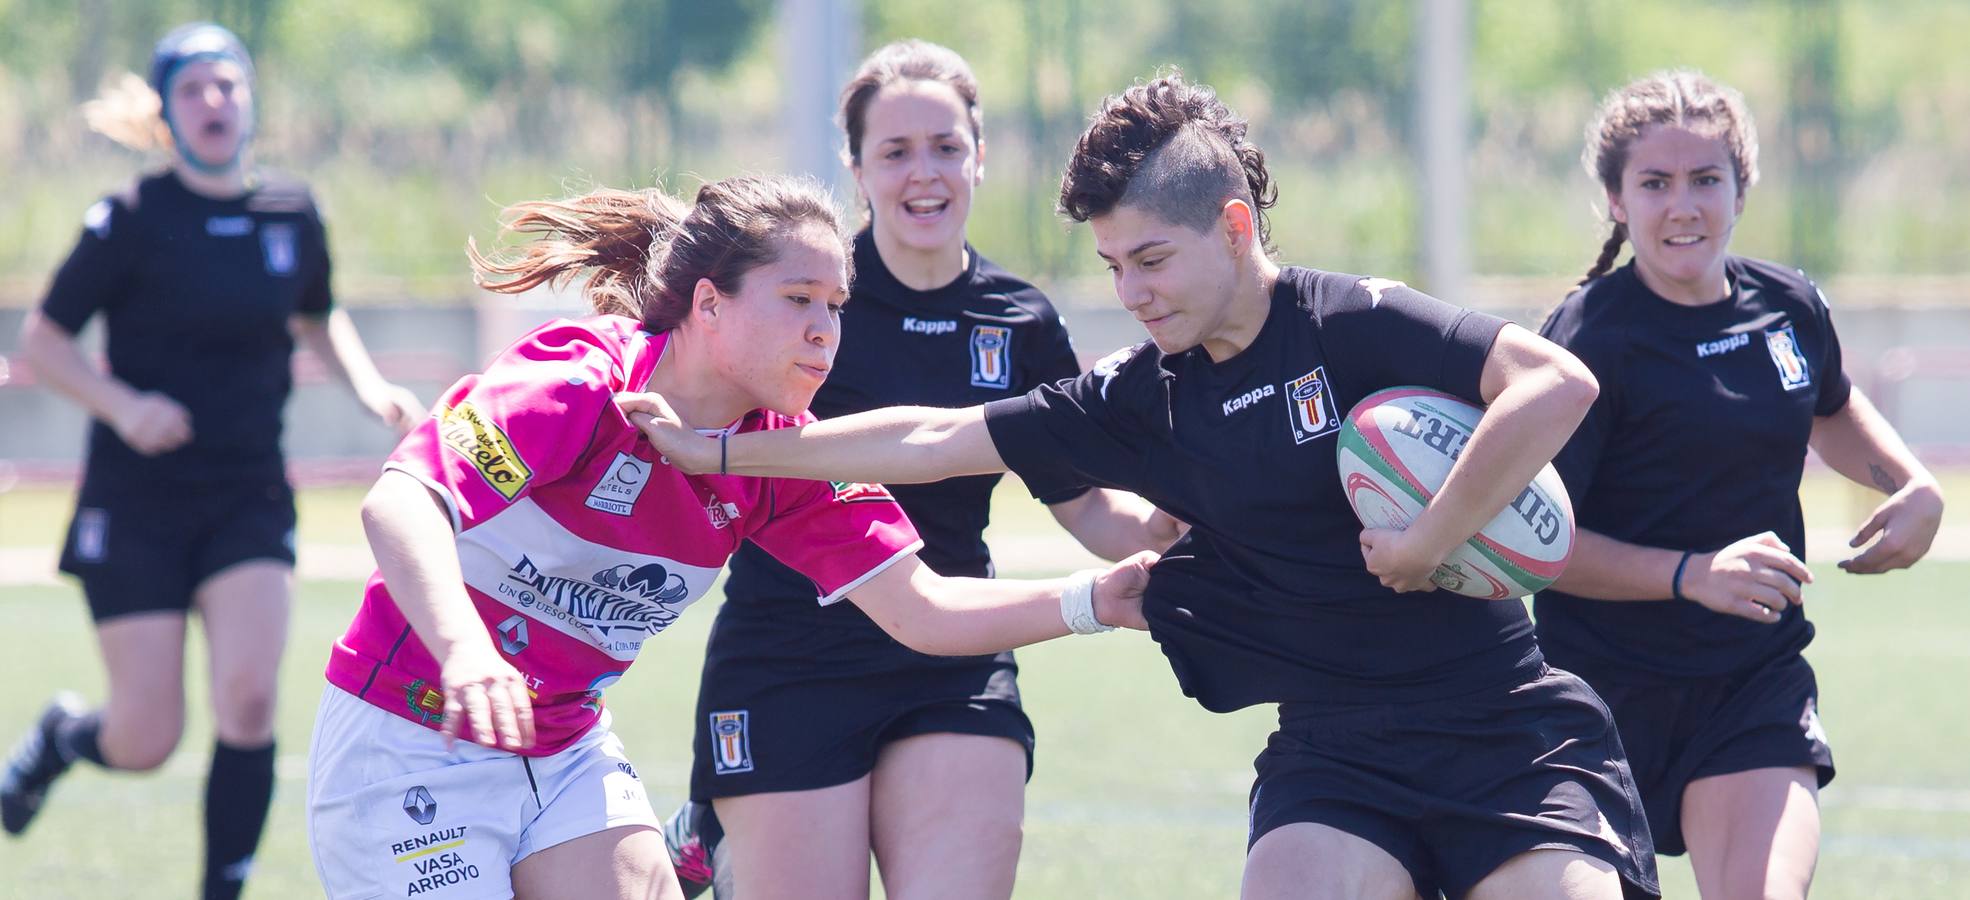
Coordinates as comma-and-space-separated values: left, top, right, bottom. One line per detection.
1536, 69, 1943, 899
0, 22, 420, 900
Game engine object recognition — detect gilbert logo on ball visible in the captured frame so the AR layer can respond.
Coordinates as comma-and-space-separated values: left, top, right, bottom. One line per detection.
1337, 387, 1573, 598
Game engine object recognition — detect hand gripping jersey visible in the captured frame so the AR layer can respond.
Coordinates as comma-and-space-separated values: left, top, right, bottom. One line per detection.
1535, 257, 1852, 681
325, 317, 922, 754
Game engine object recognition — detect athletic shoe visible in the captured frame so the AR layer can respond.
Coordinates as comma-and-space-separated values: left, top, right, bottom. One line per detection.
1, 692, 87, 836
662, 800, 720, 899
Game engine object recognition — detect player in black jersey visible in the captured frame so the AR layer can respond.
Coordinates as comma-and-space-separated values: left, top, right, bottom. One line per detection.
657, 41, 1180, 900
625, 73, 1659, 900
1535, 71, 1941, 900
0, 23, 421, 900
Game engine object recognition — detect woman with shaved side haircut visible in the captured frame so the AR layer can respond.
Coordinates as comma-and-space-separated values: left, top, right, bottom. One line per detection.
622, 72, 1660, 900
1536, 70, 1942, 900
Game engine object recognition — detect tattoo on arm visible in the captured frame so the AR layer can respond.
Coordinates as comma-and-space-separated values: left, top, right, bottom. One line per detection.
1869, 462, 1900, 494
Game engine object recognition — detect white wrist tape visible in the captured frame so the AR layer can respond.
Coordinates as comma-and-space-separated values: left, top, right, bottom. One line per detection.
1060, 569, 1115, 635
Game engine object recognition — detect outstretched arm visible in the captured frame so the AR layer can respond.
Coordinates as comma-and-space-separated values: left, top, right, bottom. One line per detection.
1048, 489, 1188, 561
617, 392, 1007, 484
843, 550, 1156, 657
1809, 388, 1943, 573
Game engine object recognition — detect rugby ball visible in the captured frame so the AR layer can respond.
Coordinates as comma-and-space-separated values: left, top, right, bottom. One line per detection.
1337, 387, 1574, 599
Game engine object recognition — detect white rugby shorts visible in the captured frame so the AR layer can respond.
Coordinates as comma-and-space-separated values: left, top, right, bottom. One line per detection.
307, 685, 661, 899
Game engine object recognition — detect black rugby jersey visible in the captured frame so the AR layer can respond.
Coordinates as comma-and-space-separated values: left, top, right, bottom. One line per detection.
1534, 257, 1851, 682
723, 230, 1085, 624
39, 170, 333, 485
985, 266, 1539, 711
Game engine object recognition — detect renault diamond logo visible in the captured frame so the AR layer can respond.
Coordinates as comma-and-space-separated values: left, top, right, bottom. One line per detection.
403, 785, 438, 825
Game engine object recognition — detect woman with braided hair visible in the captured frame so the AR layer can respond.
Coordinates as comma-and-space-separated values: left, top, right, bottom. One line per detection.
1536, 69, 1943, 899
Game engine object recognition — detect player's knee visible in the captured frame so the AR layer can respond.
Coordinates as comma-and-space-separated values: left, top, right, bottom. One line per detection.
211, 673, 278, 739
108, 724, 182, 771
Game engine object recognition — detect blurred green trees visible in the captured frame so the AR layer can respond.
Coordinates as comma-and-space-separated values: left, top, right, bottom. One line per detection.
1, 0, 1964, 299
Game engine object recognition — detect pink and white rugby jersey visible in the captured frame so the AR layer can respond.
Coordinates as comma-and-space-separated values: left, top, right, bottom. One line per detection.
325, 315, 922, 755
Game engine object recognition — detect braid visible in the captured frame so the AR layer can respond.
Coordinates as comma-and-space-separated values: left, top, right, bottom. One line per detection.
1580, 222, 1626, 285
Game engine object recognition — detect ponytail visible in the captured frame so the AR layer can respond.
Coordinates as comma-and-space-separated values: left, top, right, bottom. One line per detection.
81, 72, 172, 155
1580, 222, 1627, 286
469, 175, 845, 332
470, 188, 686, 322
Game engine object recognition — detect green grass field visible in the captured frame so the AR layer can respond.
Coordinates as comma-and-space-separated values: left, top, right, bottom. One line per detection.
0, 479, 1967, 898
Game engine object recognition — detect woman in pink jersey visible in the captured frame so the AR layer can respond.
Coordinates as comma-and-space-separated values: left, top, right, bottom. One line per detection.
306, 174, 1155, 900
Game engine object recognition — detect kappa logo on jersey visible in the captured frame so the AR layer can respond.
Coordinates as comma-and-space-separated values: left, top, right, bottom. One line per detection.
1696, 332, 1750, 358
1223, 383, 1276, 417
831, 481, 895, 504
903, 317, 958, 336
1359, 277, 1406, 308
709, 710, 755, 774
438, 402, 533, 500
1091, 345, 1138, 401
970, 325, 1012, 389
1284, 367, 1341, 444
1801, 697, 1829, 747
585, 452, 651, 516
1765, 325, 1812, 391
704, 496, 742, 529
260, 222, 298, 275
83, 199, 113, 238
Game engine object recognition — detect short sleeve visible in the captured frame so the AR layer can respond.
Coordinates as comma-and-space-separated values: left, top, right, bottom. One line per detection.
745, 477, 924, 605
39, 197, 137, 334
382, 321, 622, 529
1314, 275, 1506, 405
297, 203, 334, 316
1807, 280, 1851, 416
985, 342, 1164, 498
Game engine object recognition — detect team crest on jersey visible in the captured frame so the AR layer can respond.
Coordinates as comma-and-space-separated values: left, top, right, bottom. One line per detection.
584, 452, 650, 516
438, 402, 533, 500
831, 481, 894, 504
73, 507, 109, 563
709, 710, 754, 774
403, 679, 445, 726
260, 222, 298, 275
970, 325, 1012, 389
1765, 325, 1812, 391
1284, 367, 1341, 444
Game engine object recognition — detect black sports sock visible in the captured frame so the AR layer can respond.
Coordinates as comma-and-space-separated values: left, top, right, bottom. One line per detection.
52, 710, 108, 768
202, 740, 275, 900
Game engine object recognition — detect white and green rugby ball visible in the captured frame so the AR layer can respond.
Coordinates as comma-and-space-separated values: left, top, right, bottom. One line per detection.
1336, 387, 1574, 599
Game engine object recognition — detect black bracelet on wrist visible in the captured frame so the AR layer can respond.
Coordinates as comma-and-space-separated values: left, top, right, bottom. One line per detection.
1672, 550, 1695, 602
